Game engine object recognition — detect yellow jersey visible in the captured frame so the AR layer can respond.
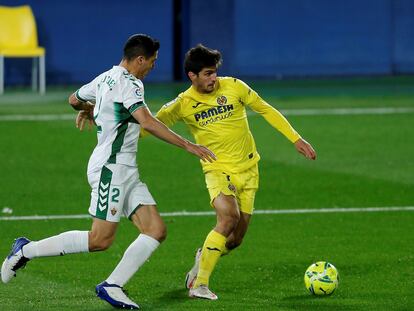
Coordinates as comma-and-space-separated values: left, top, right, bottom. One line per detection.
155, 77, 301, 173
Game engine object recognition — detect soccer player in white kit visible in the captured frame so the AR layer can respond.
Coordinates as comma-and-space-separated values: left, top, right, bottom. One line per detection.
1, 34, 216, 310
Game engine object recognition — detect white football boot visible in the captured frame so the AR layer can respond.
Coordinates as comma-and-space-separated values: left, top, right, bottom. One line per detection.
1, 237, 31, 283
96, 281, 139, 309
189, 285, 218, 300
185, 248, 202, 289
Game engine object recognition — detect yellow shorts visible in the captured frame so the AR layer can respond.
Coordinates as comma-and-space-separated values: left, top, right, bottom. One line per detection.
204, 164, 259, 215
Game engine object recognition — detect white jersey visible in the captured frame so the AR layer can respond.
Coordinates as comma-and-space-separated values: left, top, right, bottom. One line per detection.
76, 66, 146, 175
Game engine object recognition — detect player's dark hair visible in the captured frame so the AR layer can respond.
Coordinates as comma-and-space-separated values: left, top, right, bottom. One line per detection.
123, 34, 160, 60
184, 44, 222, 76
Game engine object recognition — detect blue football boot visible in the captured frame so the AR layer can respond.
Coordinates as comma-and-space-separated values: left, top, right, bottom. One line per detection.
1, 237, 31, 283
96, 281, 139, 309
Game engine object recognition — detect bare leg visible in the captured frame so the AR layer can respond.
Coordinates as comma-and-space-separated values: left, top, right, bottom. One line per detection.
130, 204, 167, 242
225, 211, 251, 251
213, 193, 240, 237
89, 218, 118, 251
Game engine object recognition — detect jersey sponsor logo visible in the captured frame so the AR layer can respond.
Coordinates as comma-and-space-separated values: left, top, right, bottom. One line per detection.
216, 95, 227, 106
198, 112, 233, 127
194, 104, 234, 122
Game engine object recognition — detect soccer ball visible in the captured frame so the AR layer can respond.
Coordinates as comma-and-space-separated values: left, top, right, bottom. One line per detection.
304, 261, 339, 295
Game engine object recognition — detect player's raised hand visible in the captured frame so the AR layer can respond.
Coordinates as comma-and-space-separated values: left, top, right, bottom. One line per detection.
294, 138, 316, 160
76, 109, 94, 131
185, 143, 217, 163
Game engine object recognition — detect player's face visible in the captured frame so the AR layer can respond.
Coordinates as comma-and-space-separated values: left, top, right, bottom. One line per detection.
133, 51, 158, 79
141, 51, 158, 78
191, 66, 217, 93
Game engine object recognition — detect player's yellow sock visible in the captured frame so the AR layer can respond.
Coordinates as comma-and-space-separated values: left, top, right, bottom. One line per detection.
221, 246, 230, 256
193, 230, 226, 288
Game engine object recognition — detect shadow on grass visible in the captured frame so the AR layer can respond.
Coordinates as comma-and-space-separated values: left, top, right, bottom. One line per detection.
155, 288, 189, 306
279, 294, 354, 311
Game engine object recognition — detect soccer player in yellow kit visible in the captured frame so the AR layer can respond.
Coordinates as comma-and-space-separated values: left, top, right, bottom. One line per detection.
156, 44, 316, 300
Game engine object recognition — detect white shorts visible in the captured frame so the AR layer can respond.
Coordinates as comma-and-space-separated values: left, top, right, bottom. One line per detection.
88, 164, 156, 222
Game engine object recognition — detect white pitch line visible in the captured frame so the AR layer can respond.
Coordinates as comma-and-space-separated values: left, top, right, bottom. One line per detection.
0, 206, 413, 221
0, 114, 74, 121
280, 107, 414, 116
1, 107, 414, 122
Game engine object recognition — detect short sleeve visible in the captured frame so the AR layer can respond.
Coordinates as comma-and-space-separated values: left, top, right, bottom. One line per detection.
75, 77, 99, 102
122, 80, 147, 114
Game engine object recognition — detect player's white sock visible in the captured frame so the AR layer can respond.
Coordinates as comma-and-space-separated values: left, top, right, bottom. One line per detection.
106, 234, 160, 287
22, 231, 89, 259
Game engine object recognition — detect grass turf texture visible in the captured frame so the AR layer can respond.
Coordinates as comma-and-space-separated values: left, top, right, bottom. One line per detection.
0, 76, 413, 310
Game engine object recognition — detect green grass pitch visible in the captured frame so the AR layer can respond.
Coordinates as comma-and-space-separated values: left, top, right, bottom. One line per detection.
0, 76, 413, 310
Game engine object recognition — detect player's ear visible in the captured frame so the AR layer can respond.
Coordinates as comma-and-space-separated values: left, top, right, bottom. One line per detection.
135, 55, 145, 65
188, 71, 197, 81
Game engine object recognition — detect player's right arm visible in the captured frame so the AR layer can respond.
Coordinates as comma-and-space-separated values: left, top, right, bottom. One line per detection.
140, 96, 182, 138
154, 96, 182, 126
68, 94, 95, 131
132, 106, 216, 163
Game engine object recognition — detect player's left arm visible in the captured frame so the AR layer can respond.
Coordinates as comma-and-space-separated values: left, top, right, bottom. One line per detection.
249, 98, 316, 160
132, 106, 216, 163
234, 78, 316, 159
293, 137, 316, 160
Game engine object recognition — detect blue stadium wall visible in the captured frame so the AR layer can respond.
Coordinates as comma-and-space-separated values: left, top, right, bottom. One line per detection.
2, 0, 414, 86
184, 0, 414, 78
1, 0, 174, 85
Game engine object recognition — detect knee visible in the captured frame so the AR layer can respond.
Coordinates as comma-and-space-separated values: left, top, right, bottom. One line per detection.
227, 211, 240, 229
218, 212, 240, 235
142, 221, 167, 243
152, 223, 167, 242
226, 237, 243, 250
88, 232, 115, 251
